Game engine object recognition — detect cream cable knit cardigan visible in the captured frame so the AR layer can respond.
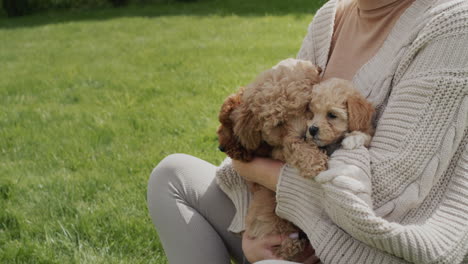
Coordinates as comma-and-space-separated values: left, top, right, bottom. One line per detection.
215, 0, 468, 263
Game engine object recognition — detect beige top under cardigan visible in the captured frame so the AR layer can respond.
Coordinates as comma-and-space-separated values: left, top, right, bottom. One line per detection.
323, 0, 415, 80
216, 0, 468, 263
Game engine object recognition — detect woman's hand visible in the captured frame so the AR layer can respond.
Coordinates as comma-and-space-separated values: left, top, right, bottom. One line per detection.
232, 157, 284, 191
242, 232, 320, 263
242, 232, 285, 262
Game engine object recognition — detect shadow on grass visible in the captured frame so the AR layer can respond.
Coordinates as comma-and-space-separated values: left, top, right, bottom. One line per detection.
0, 0, 326, 29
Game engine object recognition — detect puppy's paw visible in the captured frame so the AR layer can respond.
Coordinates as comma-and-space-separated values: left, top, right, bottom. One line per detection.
342, 131, 371, 150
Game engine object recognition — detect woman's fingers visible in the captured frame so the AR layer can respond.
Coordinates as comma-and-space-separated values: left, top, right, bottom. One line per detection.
262, 234, 286, 247
262, 248, 283, 260
242, 232, 286, 262
243, 232, 318, 262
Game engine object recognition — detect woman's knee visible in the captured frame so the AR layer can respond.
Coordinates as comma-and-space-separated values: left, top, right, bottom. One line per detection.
147, 153, 218, 220
152, 153, 193, 174
148, 153, 192, 186
147, 154, 190, 208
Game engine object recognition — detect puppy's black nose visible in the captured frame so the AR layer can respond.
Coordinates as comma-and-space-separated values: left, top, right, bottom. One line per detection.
309, 126, 319, 136
218, 145, 226, 152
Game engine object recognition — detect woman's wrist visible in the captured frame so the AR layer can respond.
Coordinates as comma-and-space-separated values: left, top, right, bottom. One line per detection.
232, 157, 284, 191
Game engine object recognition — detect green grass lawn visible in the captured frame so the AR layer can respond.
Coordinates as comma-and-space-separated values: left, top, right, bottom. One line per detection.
0, 0, 323, 262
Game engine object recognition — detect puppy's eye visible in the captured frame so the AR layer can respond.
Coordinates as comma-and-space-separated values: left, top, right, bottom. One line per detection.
327, 112, 337, 119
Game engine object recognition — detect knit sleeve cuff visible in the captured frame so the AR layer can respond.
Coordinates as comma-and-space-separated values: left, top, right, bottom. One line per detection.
275, 164, 329, 245
328, 147, 371, 176
215, 158, 251, 234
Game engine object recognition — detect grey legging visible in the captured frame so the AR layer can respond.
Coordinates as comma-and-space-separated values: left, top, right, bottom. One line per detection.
147, 153, 301, 264
147, 153, 246, 263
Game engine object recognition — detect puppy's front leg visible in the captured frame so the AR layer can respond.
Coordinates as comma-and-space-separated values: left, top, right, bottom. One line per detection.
341, 131, 372, 150
283, 137, 328, 178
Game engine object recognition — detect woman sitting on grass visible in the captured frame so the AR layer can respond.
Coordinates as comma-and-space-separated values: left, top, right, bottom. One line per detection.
148, 0, 468, 263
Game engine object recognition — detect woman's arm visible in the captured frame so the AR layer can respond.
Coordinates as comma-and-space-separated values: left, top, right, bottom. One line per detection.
231, 158, 283, 191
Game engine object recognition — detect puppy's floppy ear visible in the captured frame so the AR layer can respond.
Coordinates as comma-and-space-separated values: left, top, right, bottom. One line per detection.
217, 91, 242, 152
218, 90, 243, 125
231, 104, 262, 151
347, 94, 375, 134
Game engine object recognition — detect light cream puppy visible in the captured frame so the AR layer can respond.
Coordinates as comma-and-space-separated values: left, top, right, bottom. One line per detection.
306, 78, 374, 151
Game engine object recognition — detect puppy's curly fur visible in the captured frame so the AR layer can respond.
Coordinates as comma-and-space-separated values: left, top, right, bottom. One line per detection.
217, 60, 374, 261
216, 88, 272, 161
